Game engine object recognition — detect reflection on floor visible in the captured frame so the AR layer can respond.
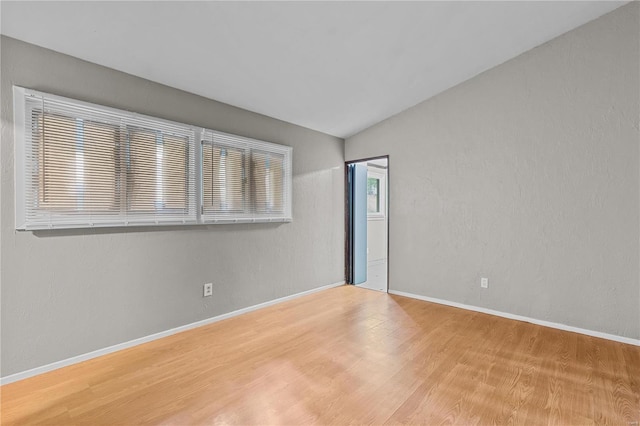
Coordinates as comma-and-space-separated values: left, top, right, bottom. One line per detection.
357, 259, 387, 292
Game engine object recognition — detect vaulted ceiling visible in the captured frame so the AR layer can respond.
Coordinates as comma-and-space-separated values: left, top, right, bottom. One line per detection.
1, 1, 627, 138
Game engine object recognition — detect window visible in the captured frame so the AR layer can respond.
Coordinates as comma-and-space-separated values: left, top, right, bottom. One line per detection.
15, 87, 196, 229
14, 87, 292, 230
34, 112, 120, 213
202, 143, 246, 215
367, 177, 380, 213
201, 130, 292, 223
366, 169, 385, 219
126, 126, 191, 213
251, 150, 285, 215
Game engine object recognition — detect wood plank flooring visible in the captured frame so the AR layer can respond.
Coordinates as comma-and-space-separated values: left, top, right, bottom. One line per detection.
1, 285, 639, 425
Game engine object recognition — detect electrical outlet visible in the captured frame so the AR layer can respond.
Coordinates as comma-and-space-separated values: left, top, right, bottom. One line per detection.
203, 283, 213, 297
480, 277, 489, 289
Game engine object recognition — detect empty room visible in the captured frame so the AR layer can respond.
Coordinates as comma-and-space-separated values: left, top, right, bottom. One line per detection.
0, 1, 638, 424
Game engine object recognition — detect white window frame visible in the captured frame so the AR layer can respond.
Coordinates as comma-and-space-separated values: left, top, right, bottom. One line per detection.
14, 86, 293, 230
366, 168, 386, 220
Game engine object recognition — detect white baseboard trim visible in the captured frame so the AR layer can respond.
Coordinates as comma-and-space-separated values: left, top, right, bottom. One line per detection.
1, 281, 345, 386
388, 289, 640, 347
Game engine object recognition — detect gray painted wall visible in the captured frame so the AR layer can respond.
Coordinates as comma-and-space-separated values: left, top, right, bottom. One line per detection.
0, 36, 345, 376
346, 4, 640, 339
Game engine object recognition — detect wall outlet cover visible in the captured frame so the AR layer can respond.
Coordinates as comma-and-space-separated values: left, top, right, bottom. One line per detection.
203, 283, 213, 297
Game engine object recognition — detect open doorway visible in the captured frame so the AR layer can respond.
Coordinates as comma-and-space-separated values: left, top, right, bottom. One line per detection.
346, 156, 389, 292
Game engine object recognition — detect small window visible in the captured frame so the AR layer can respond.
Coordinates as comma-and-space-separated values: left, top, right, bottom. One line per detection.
367, 169, 385, 219
200, 130, 292, 223
126, 126, 191, 213
34, 112, 120, 213
202, 143, 247, 215
251, 149, 285, 214
367, 177, 380, 213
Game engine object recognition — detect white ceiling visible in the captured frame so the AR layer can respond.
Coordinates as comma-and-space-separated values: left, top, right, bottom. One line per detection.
1, 1, 627, 138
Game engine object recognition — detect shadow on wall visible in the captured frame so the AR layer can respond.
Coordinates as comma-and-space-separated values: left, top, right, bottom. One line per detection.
32, 222, 286, 238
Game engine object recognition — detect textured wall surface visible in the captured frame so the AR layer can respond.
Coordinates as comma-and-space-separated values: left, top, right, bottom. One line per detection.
346, 4, 640, 339
0, 37, 345, 376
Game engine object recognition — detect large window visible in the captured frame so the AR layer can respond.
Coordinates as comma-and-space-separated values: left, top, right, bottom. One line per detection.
14, 87, 292, 230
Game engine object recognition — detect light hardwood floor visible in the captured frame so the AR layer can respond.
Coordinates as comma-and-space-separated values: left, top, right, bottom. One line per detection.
1, 285, 639, 425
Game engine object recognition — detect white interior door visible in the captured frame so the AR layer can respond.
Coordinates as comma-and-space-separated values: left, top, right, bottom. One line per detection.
357, 159, 388, 292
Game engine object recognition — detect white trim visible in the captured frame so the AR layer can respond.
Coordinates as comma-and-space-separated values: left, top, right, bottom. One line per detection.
388, 289, 640, 347
367, 216, 385, 221
13, 86, 27, 230
0, 281, 345, 385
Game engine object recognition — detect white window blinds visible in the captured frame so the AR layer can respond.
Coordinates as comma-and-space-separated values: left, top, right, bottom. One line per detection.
201, 130, 292, 223
15, 87, 197, 229
14, 87, 292, 230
